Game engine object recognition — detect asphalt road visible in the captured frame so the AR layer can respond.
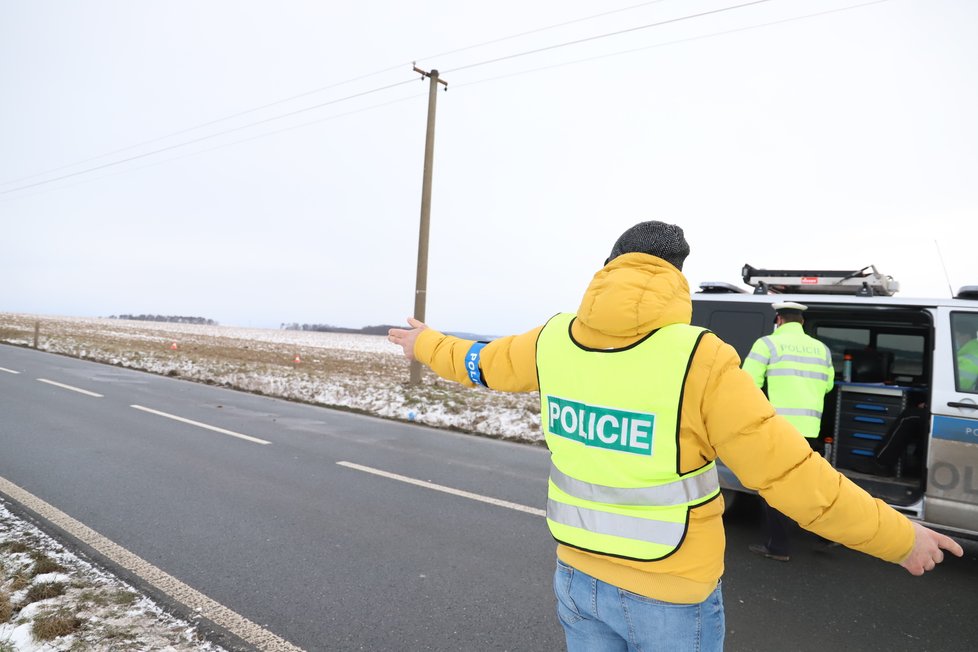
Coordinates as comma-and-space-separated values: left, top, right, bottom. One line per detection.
1, 344, 976, 652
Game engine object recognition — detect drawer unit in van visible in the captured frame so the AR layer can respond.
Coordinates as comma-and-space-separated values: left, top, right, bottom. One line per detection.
833, 384, 908, 471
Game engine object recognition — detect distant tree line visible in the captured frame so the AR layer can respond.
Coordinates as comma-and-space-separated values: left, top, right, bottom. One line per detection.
109, 314, 218, 325
280, 323, 396, 335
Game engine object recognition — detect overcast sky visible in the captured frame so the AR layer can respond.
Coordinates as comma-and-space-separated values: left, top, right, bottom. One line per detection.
2, 0, 975, 336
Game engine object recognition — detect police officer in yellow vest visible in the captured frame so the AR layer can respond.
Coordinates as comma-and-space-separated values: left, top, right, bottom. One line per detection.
953, 320, 978, 392
742, 301, 834, 562
388, 221, 961, 652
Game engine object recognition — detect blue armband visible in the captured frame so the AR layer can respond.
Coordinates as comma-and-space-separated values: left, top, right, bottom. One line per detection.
465, 341, 488, 387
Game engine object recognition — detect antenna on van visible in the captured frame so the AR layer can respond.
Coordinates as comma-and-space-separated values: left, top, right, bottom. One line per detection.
934, 240, 954, 298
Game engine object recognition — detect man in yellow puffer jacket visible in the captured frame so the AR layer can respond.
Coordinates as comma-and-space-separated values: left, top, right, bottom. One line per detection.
388, 221, 961, 652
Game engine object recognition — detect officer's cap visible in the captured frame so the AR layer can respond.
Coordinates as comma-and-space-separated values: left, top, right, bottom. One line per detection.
772, 301, 808, 313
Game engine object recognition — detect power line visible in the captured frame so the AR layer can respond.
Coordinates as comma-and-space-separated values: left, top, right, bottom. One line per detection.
452, 0, 892, 90
2, 0, 887, 200
0, 91, 428, 204
0, 0, 673, 189
414, 0, 674, 64
0, 78, 417, 196
0, 66, 412, 189
443, 0, 776, 74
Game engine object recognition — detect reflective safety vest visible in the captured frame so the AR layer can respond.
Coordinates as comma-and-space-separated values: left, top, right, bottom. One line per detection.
958, 339, 978, 391
742, 322, 834, 438
536, 313, 719, 561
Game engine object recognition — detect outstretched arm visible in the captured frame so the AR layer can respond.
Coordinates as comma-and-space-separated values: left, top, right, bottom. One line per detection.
389, 318, 543, 392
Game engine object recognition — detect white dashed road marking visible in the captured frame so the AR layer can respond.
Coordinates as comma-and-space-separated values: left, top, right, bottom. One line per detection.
0, 474, 305, 652
0, 367, 20, 374
131, 405, 271, 445
337, 461, 546, 517
37, 378, 103, 397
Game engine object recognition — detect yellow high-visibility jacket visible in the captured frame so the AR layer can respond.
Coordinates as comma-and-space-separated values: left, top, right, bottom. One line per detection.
742, 322, 834, 438
958, 338, 978, 390
414, 252, 914, 604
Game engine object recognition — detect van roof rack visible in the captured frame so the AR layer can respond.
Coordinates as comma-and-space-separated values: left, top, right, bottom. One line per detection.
697, 281, 748, 294
742, 264, 900, 297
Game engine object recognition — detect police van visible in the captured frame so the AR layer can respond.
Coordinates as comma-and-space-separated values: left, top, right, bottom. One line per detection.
691, 264, 978, 540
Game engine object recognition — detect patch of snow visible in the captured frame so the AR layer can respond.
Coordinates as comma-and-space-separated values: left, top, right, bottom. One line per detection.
26, 574, 71, 585
0, 501, 225, 652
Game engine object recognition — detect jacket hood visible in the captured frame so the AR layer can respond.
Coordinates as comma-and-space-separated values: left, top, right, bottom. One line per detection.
576, 253, 692, 338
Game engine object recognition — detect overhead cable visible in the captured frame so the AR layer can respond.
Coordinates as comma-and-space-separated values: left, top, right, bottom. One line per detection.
0, 91, 427, 204
452, 0, 892, 90
444, 0, 775, 74
0, 0, 672, 189
0, 79, 417, 196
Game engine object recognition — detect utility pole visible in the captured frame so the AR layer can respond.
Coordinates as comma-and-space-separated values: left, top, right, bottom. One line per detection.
410, 65, 447, 385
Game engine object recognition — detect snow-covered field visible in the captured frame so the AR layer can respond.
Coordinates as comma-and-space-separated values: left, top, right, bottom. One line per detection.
0, 312, 543, 651
0, 313, 542, 442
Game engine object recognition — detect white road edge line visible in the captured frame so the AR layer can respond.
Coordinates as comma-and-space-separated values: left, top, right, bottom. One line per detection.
0, 367, 20, 374
0, 474, 305, 652
337, 461, 546, 517
37, 378, 103, 397
130, 405, 271, 445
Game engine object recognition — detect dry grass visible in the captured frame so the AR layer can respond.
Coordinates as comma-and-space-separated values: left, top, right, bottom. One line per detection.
0, 591, 11, 622
108, 589, 138, 606
9, 570, 31, 592
31, 551, 66, 576
0, 541, 30, 554
31, 608, 84, 640
23, 580, 67, 604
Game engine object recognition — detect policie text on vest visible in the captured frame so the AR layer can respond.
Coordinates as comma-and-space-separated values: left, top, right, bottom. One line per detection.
547, 396, 655, 455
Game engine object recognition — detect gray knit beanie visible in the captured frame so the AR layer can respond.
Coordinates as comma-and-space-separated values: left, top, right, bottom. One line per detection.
606, 221, 690, 270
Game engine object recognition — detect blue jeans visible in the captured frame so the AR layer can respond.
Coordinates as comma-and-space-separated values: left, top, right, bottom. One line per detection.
553, 559, 725, 652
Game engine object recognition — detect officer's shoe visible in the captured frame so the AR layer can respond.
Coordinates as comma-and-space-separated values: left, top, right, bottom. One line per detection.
748, 544, 790, 562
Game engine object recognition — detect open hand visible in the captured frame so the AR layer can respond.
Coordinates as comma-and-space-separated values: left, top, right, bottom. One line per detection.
388, 317, 427, 360
900, 522, 964, 575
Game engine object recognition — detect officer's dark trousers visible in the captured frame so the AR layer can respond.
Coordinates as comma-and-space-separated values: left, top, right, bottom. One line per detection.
762, 501, 791, 556
762, 437, 827, 556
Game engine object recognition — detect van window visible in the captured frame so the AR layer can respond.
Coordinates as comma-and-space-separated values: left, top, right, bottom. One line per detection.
815, 327, 869, 366
815, 327, 926, 385
951, 312, 978, 393
878, 333, 925, 379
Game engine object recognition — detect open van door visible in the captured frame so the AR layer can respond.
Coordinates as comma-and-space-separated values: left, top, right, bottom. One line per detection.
927, 307, 978, 535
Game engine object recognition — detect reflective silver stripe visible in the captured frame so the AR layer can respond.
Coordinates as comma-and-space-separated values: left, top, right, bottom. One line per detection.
766, 368, 830, 381
547, 499, 686, 546
760, 337, 777, 359
746, 351, 769, 364
776, 407, 823, 419
550, 463, 718, 507
770, 353, 830, 366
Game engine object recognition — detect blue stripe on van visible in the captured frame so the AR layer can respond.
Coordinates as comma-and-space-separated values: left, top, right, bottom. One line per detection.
932, 415, 978, 443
